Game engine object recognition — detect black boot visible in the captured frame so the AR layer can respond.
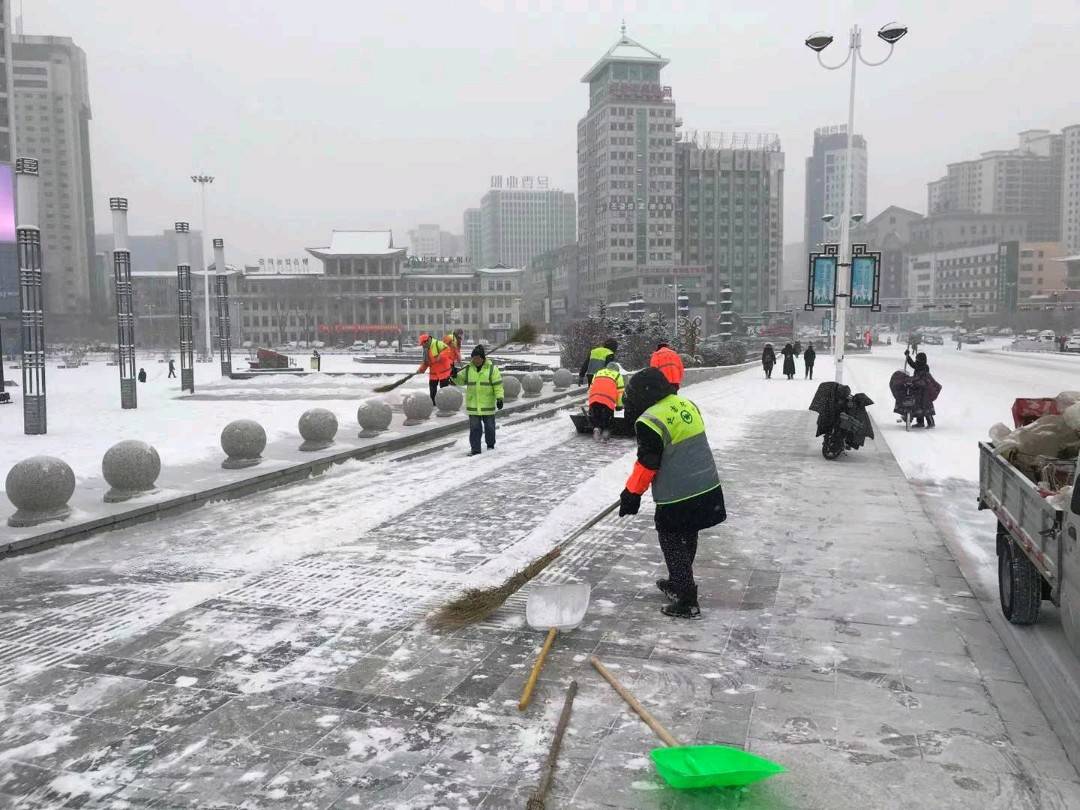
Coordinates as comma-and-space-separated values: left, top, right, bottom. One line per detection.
926, 415, 935, 428
660, 585, 700, 619
656, 579, 677, 600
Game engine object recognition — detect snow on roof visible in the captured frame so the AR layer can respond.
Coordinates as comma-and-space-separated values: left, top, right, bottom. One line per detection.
476, 266, 523, 274
306, 230, 405, 257
581, 27, 668, 83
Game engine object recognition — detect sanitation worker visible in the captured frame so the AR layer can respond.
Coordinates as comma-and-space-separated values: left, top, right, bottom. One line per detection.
444, 328, 465, 375
453, 344, 504, 456
578, 338, 618, 386
618, 367, 726, 618
416, 333, 454, 404
649, 342, 684, 390
587, 361, 625, 440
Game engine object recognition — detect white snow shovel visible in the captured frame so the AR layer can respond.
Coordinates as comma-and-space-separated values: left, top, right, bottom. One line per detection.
518, 582, 591, 711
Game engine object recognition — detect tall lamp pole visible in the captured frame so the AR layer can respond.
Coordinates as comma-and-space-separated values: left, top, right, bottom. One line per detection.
805, 22, 907, 383
191, 174, 214, 360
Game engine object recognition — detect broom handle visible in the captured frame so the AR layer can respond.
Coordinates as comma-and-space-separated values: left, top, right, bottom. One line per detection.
530, 679, 578, 805
518, 627, 557, 711
590, 656, 681, 747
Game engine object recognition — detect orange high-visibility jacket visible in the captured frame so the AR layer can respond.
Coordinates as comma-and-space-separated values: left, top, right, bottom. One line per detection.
444, 334, 462, 365
588, 368, 624, 411
417, 338, 454, 380
649, 347, 684, 386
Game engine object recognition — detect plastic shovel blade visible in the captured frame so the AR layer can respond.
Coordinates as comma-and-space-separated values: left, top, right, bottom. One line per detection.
525, 582, 591, 631
650, 744, 785, 789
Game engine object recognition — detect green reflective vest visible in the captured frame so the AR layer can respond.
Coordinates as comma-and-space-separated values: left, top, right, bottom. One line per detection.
636, 394, 721, 505
454, 361, 504, 415
586, 346, 613, 376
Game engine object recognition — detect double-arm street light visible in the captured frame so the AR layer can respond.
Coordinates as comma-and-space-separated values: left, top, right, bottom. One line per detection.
805, 21, 907, 383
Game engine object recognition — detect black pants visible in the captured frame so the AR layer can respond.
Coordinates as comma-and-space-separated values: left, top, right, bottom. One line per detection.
429, 377, 450, 404
468, 414, 496, 452
168, 368, 176, 378
805, 363, 814, 379
589, 403, 614, 431
763, 364, 773, 379
658, 529, 698, 598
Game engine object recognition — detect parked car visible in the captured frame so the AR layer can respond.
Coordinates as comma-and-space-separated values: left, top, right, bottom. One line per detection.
922, 333, 944, 345
1039, 330, 1057, 343
1066, 335, 1080, 353
963, 333, 985, 344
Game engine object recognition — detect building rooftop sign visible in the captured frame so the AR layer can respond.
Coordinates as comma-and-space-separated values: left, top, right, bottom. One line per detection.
489, 175, 550, 190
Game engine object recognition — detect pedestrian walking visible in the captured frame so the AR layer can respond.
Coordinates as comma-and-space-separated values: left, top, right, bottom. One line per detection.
793, 340, 802, 357
587, 361, 625, 440
1060, 335, 1067, 353
167, 359, 176, 378
137, 367, 147, 383
781, 342, 796, 380
579, 339, 618, 386
416, 333, 454, 404
649, 342, 684, 390
453, 345, 504, 456
618, 368, 726, 618
803, 342, 816, 379
956, 333, 963, 351
761, 343, 776, 379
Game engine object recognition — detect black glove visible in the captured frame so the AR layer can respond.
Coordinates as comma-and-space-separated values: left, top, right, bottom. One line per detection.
496, 399, 503, 410
619, 488, 641, 517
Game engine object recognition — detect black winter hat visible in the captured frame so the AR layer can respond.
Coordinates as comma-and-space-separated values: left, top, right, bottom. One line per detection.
603, 338, 619, 352
623, 367, 676, 419
471, 345, 486, 359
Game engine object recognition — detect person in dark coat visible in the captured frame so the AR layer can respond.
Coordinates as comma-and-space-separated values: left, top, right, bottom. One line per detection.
619, 368, 726, 618
781, 342, 796, 380
904, 350, 938, 428
137, 368, 147, 383
794, 340, 802, 357
761, 344, 776, 379
167, 359, 176, 378
803, 342, 817, 379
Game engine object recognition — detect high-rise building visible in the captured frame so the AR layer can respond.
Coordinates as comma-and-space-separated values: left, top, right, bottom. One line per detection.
1063, 124, 1080, 255
407, 224, 462, 259
673, 131, 784, 314
463, 208, 482, 267
577, 26, 677, 308
11, 35, 96, 319
0, 0, 14, 162
804, 125, 868, 251
477, 186, 575, 268
926, 129, 1069, 242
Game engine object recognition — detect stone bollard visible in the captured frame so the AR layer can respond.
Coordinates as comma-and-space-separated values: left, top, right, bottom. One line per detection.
434, 386, 463, 418
357, 399, 393, 438
221, 419, 267, 469
298, 408, 338, 452
502, 375, 522, 401
521, 372, 543, 398
6, 456, 76, 527
552, 368, 574, 390
102, 440, 161, 503
402, 393, 434, 426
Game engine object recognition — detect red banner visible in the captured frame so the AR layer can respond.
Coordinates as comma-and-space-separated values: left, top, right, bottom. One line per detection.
318, 324, 402, 335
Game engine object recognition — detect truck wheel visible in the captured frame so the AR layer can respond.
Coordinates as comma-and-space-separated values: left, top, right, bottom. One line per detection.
999, 538, 1042, 625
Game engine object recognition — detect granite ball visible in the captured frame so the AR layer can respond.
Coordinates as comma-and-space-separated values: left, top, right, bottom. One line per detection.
357, 398, 393, 437
102, 440, 161, 502
502, 375, 522, 401
434, 385, 463, 417
220, 419, 267, 469
521, 372, 543, 398
6, 455, 76, 527
402, 393, 434, 425
298, 408, 338, 451
552, 368, 574, 390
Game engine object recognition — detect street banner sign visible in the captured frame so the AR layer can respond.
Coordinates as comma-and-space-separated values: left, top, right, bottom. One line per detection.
805, 244, 839, 310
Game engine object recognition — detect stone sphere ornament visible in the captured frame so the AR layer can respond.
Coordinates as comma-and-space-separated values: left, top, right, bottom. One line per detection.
434, 386, 463, 417
521, 373, 543, 398
552, 368, 574, 390
298, 408, 338, 451
502, 375, 522, 401
6, 456, 76, 527
102, 440, 161, 503
220, 419, 267, 469
357, 398, 393, 438
402, 393, 434, 426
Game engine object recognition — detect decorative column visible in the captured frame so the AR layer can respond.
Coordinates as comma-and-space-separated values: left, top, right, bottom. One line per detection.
16, 158, 46, 434
175, 222, 195, 393
111, 197, 137, 409
718, 287, 734, 342
213, 238, 232, 376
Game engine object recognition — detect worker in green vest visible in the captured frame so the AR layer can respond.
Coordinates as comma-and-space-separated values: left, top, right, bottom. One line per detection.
619, 367, 726, 618
453, 344, 504, 456
578, 338, 618, 386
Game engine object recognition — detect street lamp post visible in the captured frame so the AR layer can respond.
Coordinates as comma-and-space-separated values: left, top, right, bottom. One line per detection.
191, 174, 214, 360
805, 22, 907, 383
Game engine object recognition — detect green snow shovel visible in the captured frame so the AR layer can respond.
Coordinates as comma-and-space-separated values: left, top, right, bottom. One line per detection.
590, 656, 785, 790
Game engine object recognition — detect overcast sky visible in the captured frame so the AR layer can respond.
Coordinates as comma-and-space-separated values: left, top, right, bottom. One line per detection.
24, 0, 1080, 265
